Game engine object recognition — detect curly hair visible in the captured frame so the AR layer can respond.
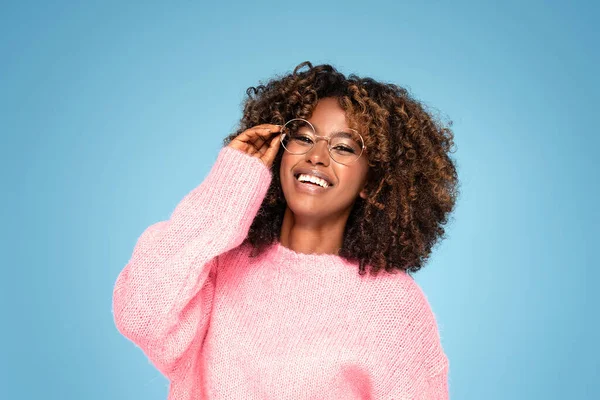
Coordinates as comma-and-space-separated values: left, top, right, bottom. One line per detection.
223, 61, 459, 276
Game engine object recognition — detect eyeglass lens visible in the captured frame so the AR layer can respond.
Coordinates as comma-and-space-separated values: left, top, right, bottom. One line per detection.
281, 119, 363, 164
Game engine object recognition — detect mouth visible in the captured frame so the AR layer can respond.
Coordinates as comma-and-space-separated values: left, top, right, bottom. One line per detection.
294, 173, 333, 189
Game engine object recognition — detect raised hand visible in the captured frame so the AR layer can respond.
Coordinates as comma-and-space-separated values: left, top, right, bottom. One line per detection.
228, 124, 282, 168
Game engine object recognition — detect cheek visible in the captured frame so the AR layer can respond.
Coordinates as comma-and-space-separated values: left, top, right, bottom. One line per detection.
339, 165, 369, 191
280, 152, 291, 169
279, 153, 300, 194
279, 153, 291, 182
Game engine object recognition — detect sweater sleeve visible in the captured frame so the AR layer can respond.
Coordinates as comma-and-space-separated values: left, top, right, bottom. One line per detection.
423, 362, 450, 400
379, 277, 450, 399
112, 146, 272, 378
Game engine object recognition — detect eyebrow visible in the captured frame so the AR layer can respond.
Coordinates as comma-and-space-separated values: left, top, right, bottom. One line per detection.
311, 126, 357, 138
331, 130, 356, 139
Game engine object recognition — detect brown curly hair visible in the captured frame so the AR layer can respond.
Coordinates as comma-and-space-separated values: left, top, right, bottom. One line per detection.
224, 61, 459, 276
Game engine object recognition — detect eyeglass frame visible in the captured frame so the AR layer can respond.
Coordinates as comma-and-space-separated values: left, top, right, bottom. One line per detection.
279, 118, 367, 165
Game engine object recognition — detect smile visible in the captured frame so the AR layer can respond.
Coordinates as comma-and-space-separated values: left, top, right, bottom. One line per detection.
295, 173, 331, 188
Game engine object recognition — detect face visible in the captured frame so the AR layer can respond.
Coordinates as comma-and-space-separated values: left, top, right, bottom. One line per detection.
279, 97, 370, 222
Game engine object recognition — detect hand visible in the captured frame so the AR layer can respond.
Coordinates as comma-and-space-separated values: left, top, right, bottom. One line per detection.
228, 124, 282, 168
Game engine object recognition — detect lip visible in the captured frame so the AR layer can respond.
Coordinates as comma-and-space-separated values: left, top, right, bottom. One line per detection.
292, 167, 335, 187
293, 176, 331, 194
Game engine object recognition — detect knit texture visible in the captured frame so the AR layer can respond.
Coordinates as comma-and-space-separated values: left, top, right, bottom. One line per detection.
112, 146, 449, 400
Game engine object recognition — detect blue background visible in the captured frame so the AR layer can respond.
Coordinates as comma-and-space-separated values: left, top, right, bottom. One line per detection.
2, 0, 598, 399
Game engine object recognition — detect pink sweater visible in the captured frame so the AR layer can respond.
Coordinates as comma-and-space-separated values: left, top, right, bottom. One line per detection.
112, 147, 449, 399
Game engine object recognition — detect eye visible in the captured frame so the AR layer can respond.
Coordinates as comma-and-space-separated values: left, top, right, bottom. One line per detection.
291, 133, 314, 145
331, 144, 357, 154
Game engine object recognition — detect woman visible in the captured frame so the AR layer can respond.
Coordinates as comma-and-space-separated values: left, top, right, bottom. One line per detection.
113, 61, 459, 399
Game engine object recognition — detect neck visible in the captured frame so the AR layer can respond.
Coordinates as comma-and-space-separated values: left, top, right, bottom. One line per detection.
279, 207, 349, 255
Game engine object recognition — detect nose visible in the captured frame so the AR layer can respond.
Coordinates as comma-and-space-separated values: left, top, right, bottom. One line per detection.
305, 137, 330, 166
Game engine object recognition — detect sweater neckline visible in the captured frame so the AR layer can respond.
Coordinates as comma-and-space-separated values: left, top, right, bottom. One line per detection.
269, 241, 357, 274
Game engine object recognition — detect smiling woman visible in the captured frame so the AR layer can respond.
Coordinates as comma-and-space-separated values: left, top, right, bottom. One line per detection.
226, 62, 459, 276
277, 97, 371, 249
113, 61, 459, 400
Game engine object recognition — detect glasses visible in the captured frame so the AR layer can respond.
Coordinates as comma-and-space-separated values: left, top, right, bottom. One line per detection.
280, 118, 366, 165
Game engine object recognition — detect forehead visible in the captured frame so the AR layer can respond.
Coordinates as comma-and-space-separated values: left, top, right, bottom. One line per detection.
307, 98, 349, 133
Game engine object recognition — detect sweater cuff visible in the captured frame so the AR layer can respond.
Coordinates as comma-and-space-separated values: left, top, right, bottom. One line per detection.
215, 146, 272, 181
210, 146, 273, 201
189, 146, 272, 231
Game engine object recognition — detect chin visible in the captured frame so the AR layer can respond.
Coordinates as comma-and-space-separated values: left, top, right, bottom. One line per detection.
284, 196, 326, 219
286, 197, 355, 224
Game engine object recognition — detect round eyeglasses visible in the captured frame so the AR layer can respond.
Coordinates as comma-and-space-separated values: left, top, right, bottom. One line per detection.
280, 118, 366, 165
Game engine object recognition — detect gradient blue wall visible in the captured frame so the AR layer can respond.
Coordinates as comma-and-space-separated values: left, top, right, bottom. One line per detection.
2, 0, 598, 399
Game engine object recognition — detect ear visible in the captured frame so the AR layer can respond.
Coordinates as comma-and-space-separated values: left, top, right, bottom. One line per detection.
359, 188, 368, 199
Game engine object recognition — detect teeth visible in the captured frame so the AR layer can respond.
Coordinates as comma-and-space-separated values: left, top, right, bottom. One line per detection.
297, 174, 329, 188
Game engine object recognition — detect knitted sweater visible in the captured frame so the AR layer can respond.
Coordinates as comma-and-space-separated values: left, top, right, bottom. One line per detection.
112, 146, 449, 400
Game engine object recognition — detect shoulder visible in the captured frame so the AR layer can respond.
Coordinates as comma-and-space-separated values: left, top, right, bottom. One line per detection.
370, 271, 447, 371
216, 241, 255, 268
364, 270, 435, 315
371, 271, 441, 331
399, 274, 438, 324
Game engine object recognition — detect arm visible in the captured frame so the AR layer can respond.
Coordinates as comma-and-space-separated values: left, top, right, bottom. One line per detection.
379, 277, 450, 399
112, 146, 272, 378
424, 363, 450, 400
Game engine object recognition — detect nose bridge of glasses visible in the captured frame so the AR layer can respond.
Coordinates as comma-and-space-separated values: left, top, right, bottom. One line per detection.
313, 134, 332, 146
282, 119, 364, 164
307, 135, 331, 159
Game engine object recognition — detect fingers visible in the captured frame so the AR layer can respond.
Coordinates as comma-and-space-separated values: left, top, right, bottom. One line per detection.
238, 124, 282, 143
228, 124, 282, 164
261, 134, 281, 168
248, 127, 278, 155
